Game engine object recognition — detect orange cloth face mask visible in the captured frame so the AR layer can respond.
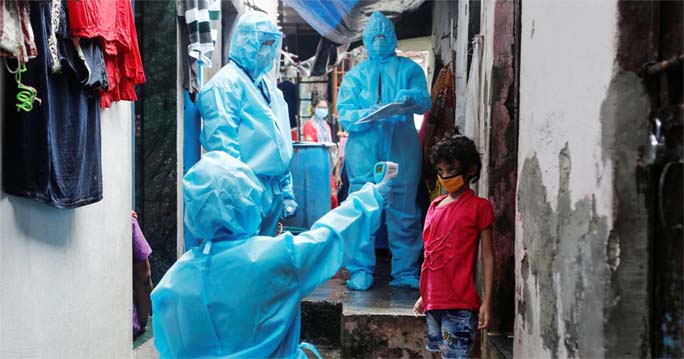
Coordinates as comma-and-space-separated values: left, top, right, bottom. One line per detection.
438, 174, 465, 193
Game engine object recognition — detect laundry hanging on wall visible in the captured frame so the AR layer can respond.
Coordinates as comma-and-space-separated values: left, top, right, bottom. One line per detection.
3, 0, 109, 208
0, 0, 37, 63
67, 0, 146, 108
419, 64, 457, 193
178, 0, 220, 100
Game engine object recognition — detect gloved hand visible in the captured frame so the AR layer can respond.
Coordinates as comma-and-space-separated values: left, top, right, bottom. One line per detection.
374, 179, 393, 207
395, 90, 415, 107
282, 198, 298, 218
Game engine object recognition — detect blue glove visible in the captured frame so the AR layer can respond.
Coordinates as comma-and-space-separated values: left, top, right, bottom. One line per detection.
395, 90, 415, 107
282, 199, 298, 218
374, 180, 393, 207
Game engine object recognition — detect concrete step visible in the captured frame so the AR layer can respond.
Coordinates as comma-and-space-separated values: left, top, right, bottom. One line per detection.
302, 253, 432, 358
482, 333, 514, 359
341, 310, 428, 358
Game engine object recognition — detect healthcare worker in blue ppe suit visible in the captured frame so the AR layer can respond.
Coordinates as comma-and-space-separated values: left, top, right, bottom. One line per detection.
337, 12, 431, 291
151, 151, 392, 358
199, 11, 297, 236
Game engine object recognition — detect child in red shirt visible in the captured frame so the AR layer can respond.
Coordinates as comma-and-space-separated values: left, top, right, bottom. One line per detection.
413, 135, 495, 358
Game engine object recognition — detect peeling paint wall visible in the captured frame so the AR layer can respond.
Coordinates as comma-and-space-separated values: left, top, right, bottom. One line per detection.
515, 0, 651, 357
486, 0, 518, 334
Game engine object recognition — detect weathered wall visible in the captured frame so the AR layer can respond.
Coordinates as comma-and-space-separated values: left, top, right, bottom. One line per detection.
485, 0, 518, 335
0, 72, 134, 356
515, 0, 651, 357
614, 2, 681, 357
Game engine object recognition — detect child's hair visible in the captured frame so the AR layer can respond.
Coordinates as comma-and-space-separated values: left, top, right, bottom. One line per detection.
429, 134, 482, 183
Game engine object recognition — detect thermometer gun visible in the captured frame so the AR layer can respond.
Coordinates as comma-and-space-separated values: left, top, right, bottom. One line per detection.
373, 161, 399, 184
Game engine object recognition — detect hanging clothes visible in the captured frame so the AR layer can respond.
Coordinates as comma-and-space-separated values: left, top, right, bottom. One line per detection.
3, 0, 108, 208
66, 0, 145, 108
177, 0, 220, 100
421, 65, 457, 192
277, 79, 298, 129
0, 0, 37, 63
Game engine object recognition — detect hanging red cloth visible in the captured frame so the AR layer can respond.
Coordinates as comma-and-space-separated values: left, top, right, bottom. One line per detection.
422, 65, 457, 190
67, 0, 145, 108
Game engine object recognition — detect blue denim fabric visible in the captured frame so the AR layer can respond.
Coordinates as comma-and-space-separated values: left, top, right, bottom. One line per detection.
3, 0, 105, 209
426, 309, 478, 359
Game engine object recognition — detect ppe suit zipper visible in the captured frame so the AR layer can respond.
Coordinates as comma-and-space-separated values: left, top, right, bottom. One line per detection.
377, 73, 382, 104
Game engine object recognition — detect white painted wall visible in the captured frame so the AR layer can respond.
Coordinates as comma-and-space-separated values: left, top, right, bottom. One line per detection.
515, 0, 618, 357
472, 0, 495, 199
0, 70, 134, 357
517, 0, 617, 214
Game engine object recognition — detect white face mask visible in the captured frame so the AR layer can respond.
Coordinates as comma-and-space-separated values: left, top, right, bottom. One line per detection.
315, 108, 328, 119
371, 35, 393, 58
255, 44, 274, 75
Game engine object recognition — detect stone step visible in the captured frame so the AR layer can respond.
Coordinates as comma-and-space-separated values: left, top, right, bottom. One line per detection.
301, 254, 432, 358
301, 299, 342, 346
482, 333, 514, 359
341, 311, 428, 358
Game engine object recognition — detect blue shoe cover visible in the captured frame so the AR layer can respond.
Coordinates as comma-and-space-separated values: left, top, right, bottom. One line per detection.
389, 276, 419, 289
346, 271, 374, 291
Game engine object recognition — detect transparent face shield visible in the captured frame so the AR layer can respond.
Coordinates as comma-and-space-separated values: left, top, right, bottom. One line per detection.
254, 31, 283, 79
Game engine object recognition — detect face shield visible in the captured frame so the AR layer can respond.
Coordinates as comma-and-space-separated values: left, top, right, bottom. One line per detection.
229, 12, 283, 81
253, 31, 282, 80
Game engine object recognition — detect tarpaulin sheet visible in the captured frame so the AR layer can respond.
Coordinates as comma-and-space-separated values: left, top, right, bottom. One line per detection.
284, 0, 426, 44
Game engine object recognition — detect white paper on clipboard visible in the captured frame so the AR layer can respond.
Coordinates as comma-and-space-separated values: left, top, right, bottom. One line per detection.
355, 102, 415, 125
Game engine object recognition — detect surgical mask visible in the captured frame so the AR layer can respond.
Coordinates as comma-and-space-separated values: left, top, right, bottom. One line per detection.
438, 174, 466, 193
315, 108, 328, 119
255, 45, 274, 74
371, 35, 393, 58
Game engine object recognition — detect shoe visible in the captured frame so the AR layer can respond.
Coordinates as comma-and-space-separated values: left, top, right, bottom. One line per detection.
389, 276, 419, 289
346, 271, 374, 291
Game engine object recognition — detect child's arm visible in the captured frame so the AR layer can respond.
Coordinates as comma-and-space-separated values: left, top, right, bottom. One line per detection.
413, 296, 424, 317
479, 227, 494, 329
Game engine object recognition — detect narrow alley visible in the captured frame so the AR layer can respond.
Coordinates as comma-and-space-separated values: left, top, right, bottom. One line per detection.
0, 1, 681, 358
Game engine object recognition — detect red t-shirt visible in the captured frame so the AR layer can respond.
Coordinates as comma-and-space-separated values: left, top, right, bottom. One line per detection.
419, 189, 494, 312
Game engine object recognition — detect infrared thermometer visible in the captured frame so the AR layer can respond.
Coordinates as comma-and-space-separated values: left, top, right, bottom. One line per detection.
373, 161, 399, 183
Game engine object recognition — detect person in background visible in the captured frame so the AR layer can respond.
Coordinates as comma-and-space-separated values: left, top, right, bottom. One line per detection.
198, 11, 297, 236
335, 128, 350, 203
151, 151, 392, 358
132, 211, 153, 339
303, 98, 339, 208
303, 98, 332, 143
337, 11, 431, 290
413, 135, 494, 359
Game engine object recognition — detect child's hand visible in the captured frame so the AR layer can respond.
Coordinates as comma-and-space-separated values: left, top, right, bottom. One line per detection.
413, 297, 424, 317
478, 303, 492, 329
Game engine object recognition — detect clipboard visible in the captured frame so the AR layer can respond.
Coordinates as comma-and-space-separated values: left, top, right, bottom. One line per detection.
354, 101, 416, 125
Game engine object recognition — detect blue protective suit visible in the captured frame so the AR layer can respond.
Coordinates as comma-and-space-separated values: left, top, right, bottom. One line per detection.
198, 12, 295, 236
337, 12, 431, 289
152, 151, 385, 358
